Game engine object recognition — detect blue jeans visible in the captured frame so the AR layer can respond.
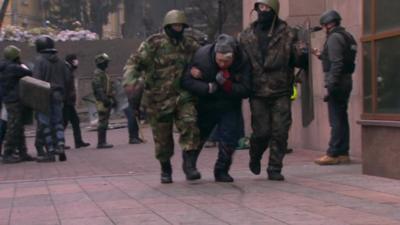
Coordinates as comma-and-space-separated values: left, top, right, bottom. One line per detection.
37, 97, 65, 150
123, 106, 139, 139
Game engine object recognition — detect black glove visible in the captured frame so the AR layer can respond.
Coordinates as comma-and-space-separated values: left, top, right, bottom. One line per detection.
103, 99, 112, 107
323, 95, 330, 102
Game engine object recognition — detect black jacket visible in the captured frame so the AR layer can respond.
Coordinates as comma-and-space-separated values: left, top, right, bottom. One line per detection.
33, 52, 69, 96
64, 62, 77, 105
0, 59, 32, 103
181, 44, 251, 112
320, 26, 355, 89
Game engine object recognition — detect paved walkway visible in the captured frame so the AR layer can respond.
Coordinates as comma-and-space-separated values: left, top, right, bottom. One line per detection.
1, 126, 400, 225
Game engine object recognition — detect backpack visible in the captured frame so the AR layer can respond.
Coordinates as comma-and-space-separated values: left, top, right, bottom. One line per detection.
332, 29, 358, 73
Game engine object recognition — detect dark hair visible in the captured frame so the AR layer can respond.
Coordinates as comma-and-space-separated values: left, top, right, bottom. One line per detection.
65, 54, 77, 63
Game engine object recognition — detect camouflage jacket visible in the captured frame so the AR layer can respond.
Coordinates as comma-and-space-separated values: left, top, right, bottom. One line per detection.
239, 20, 307, 98
123, 32, 199, 111
92, 68, 114, 104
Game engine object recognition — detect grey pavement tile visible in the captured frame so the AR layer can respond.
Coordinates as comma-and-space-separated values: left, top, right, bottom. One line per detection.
13, 194, 53, 207
55, 202, 106, 219
0, 197, 13, 209
9, 206, 58, 224
48, 183, 83, 195
51, 192, 91, 205
111, 214, 171, 225
61, 217, 113, 225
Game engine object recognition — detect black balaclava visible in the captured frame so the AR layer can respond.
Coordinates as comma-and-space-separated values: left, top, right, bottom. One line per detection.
165, 25, 184, 43
97, 61, 108, 71
65, 54, 78, 70
257, 9, 276, 30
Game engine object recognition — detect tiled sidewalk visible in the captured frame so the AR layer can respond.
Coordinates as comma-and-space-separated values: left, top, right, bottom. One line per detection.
1, 127, 400, 225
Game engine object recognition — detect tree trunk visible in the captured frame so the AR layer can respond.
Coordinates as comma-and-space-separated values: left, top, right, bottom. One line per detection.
122, 0, 136, 38
0, 0, 10, 29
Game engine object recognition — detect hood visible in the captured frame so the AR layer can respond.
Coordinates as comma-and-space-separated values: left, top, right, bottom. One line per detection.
41, 52, 60, 63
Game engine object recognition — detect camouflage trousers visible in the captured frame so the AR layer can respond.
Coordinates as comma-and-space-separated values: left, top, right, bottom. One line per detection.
249, 96, 292, 173
3, 102, 28, 156
96, 104, 111, 130
148, 101, 200, 162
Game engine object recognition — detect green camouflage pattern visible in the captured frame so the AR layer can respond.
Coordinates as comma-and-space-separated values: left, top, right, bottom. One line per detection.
149, 99, 199, 162
92, 68, 114, 130
123, 32, 200, 162
3, 102, 27, 155
254, 0, 280, 14
239, 21, 302, 98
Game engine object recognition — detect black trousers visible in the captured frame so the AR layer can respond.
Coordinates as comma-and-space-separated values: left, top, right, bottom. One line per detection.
63, 104, 84, 145
326, 86, 351, 157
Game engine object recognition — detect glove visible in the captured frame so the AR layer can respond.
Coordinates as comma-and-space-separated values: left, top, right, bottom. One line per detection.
103, 99, 112, 107
208, 82, 218, 94
216, 70, 230, 85
323, 95, 330, 102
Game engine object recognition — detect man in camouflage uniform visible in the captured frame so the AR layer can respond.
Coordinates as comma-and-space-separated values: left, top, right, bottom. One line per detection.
92, 53, 114, 149
239, 0, 307, 180
123, 10, 201, 184
0, 45, 34, 163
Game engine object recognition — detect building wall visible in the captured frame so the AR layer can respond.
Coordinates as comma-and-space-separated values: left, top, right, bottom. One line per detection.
3, 0, 43, 28
242, 0, 363, 156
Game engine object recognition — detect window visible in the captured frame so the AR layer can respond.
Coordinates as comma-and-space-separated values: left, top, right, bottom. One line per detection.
362, 0, 400, 120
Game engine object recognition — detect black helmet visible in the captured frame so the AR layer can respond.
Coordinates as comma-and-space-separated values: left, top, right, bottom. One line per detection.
320, 10, 341, 25
35, 35, 56, 53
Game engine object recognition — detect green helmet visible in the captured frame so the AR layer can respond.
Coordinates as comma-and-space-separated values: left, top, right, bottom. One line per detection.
254, 0, 280, 14
94, 53, 110, 65
4, 45, 21, 61
162, 10, 189, 28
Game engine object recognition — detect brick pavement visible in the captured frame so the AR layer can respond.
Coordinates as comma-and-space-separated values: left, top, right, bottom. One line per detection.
1, 126, 400, 225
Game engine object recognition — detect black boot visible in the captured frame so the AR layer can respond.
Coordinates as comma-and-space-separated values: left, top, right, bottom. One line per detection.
267, 143, 285, 181
182, 150, 201, 181
75, 141, 90, 149
249, 137, 268, 175
249, 159, 261, 175
56, 145, 67, 162
2, 147, 20, 164
36, 147, 56, 163
160, 160, 172, 184
97, 129, 113, 149
267, 170, 285, 181
214, 143, 234, 182
129, 137, 143, 144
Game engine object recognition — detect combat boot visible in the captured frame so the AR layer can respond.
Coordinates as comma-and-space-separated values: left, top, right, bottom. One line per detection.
267, 167, 285, 181
249, 159, 261, 175
214, 169, 234, 182
36, 147, 56, 163
249, 137, 268, 175
55, 145, 67, 162
182, 150, 201, 181
2, 155, 21, 164
160, 160, 173, 184
2, 147, 21, 164
97, 129, 113, 149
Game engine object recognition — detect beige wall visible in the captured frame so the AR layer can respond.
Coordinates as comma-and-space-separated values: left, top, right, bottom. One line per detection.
242, 0, 363, 156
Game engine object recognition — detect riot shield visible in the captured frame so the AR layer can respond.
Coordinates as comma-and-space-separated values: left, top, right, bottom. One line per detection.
297, 18, 315, 127
19, 76, 51, 114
